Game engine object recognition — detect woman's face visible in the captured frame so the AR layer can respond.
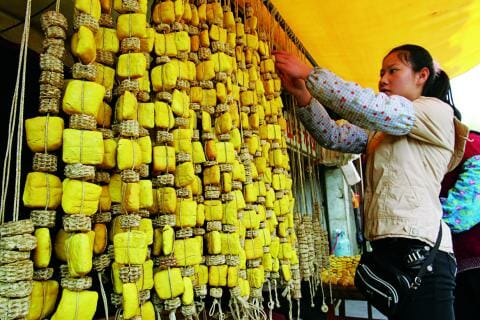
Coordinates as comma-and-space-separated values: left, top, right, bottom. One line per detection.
378, 52, 426, 101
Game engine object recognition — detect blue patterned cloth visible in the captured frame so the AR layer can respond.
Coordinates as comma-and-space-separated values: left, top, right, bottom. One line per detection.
441, 155, 480, 233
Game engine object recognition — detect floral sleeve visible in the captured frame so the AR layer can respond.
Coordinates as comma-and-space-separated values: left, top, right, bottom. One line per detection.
296, 98, 368, 154
306, 67, 415, 135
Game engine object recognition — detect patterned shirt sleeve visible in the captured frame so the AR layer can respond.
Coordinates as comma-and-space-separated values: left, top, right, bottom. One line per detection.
306, 67, 415, 135
296, 98, 368, 154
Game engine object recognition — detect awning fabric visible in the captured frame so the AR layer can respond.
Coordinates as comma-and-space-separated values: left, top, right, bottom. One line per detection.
270, 0, 480, 89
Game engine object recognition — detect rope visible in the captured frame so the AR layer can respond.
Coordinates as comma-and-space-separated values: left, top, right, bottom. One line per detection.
0, 0, 32, 222
98, 272, 109, 320
272, 279, 280, 308
208, 298, 224, 320
266, 279, 274, 320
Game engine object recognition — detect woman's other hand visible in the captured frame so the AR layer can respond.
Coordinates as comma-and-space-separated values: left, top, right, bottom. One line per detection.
273, 51, 313, 80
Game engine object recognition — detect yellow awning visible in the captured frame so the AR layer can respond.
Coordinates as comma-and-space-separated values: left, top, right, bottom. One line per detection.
269, 0, 480, 89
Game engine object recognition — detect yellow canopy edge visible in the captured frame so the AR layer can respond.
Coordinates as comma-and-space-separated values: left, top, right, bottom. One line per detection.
271, 0, 480, 89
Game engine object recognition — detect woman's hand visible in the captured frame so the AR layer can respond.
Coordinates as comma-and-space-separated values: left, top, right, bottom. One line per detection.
273, 51, 313, 80
277, 72, 312, 106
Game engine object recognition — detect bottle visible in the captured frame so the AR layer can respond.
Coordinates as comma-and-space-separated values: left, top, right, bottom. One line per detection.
334, 229, 352, 257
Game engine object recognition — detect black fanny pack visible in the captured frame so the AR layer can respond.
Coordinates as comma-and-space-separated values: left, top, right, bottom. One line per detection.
354, 225, 442, 317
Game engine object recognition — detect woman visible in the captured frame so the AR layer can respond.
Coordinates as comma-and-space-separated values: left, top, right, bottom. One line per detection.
441, 130, 480, 320
273, 44, 468, 319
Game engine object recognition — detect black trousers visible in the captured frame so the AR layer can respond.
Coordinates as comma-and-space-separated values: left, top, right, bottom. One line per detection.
371, 238, 457, 320
454, 268, 480, 320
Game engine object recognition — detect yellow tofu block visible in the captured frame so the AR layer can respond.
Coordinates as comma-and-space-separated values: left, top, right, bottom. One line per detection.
96, 27, 119, 53
227, 266, 238, 288
278, 242, 292, 260
232, 161, 246, 182
224, 11, 235, 30
114, 231, 148, 264
241, 210, 260, 229
156, 187, 177, 214
63, 129, 104, 165
117, 139, 143, 170
182, 277, 194, 305
192, 141, 206, 164
154, 268, 184, 299
23, 172, 62, 209
172, 129, 193, 154
140, 27, 155, 53
194, 264, 208, 286
215, 142, 235, 164
174, 237, 202, 266
221, 200, 237, 225
152, 0, 175, 24
186, 61, 196, 80
231, 128, 241, 151
140, 301, 155, 320
201, 110, 212, 132
244, 183, 258, 203
221, 232, 241, 255
139, 180, 153, 210
191, 175, 203, 194
171, 89, 190, 117
99, 138, 116, 169
215, 112, 232, 135
74, 0, 101, 18
98, 185, 111, 212
190, 4, 199, 26
248, 266, 265, 289
209, 265, 227, 287
204, 200, 222, 221
71, 26, 96, 64
215, 82, 227, 104
212, 52, 233, 73
244, 237, 263, 260
63, 80, 105, 117
209, 24, 220, 41
162, 60, 180, 89
107, 174, 121, 203
117, 13, 147, 40
245, 135, 259, 155
199, 29, 210, 48
65, 232, 92, 277
153, 146, 176, 173
33, 227, 51, 268
175, 31, 190, 52
281, 264, 292, 282
93, 223, 107, 255
123, 283, 140, 319
96, 102, 112, 128
175, 162, 195, 187
222, 172, 232, 193
206, 231, 221, 254
248, 66, 258, 81
200, 89, 216, 107
203, 165, 220, 186
183, 2, 192, 22
27, 280, 58, 320
116, 91, 138, 121
154, 101, 175, 129
138, 136, 152, 164
150, 65, 163, 92
25, 116, 63, 152
138, 102, 154, 129
138, 70, 151, 93
175, 199, 197, 227
206, 2, 222, 24
154, 33, 177, 57
240, 90, 254, 106
162, 227, 178, 259
196, 60, 215, 81
62, 179, 102, 215
239, 277, 250, 297
117, 53, 147, 79
258, 41, 269, 57
196, 203, 205, 226
94, 63, 115, 91
51, 289, 98, 320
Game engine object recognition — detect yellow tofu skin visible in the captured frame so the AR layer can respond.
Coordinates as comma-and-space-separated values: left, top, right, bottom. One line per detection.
23, 172, 62, 209
25, 116, 64, 152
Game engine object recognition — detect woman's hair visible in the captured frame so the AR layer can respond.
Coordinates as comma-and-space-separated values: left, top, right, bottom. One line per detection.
388, 44, 461, 120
